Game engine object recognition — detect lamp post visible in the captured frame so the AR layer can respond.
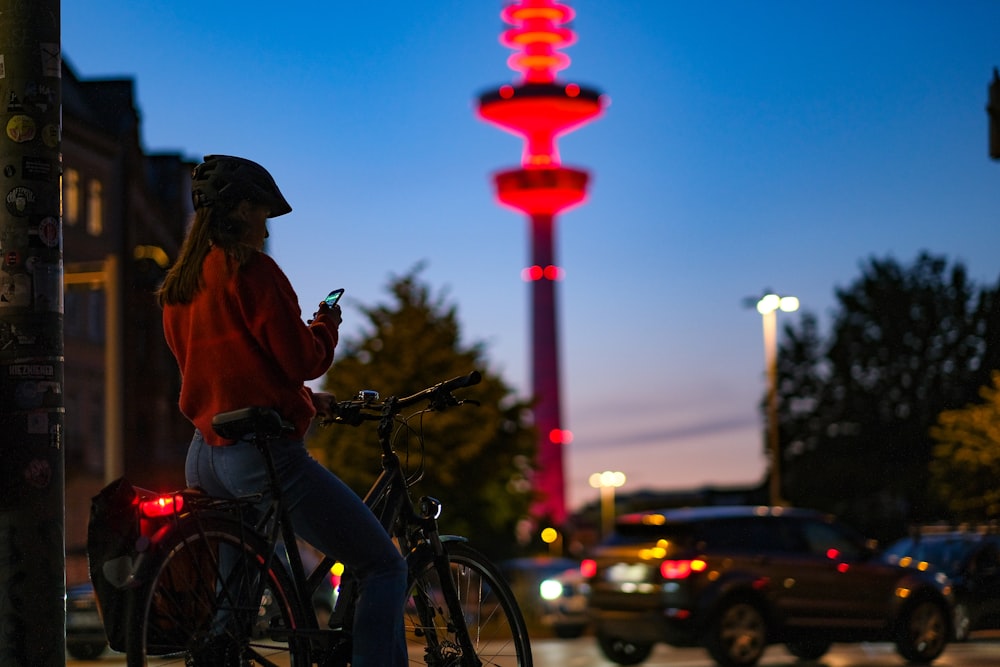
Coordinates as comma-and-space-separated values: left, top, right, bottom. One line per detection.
589, 471, 626, 538
753, 293, 798, 507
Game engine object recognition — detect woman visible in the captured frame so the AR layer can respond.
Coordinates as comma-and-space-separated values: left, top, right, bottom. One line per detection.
158, 154, 407, 666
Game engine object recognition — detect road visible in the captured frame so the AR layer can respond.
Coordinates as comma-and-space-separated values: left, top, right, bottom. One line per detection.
532, 635, 1000, 666
67, 634, 1000, 666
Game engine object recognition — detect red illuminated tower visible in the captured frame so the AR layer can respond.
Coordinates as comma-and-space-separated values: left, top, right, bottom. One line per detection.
476, 0, 607, 526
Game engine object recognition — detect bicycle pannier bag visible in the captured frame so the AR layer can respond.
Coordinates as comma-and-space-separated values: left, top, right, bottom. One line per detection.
87, 477, 148, 652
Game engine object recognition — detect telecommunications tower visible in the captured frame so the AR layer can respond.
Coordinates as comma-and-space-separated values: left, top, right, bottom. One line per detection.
476, 0, 607, 525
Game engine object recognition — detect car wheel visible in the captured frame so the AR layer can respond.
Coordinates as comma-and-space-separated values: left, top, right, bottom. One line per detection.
895, 599, 949, 664
785, 639, 831, 661
705, 600, 768, 667
66, 640, 107, 660
597, 633, 654, 665
952, 602, 971, 642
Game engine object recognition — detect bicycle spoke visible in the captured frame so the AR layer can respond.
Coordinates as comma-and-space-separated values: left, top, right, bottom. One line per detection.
405, 542, 531, 667
126, 518, 310, 666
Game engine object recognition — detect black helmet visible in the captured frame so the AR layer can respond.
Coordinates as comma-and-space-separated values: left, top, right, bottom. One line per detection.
191, 155, 292, 217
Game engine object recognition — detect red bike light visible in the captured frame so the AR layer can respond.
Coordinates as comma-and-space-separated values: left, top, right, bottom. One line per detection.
140, 494, 184, 518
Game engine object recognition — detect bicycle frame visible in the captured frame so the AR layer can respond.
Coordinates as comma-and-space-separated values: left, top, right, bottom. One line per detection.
317, 394, 479, 660
131, 371, 508, 666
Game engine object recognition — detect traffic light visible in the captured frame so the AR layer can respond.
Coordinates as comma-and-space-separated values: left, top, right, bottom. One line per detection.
989, 67, 1000, 160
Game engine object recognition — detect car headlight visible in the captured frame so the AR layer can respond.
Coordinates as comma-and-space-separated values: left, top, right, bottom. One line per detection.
540, 578, 563, 601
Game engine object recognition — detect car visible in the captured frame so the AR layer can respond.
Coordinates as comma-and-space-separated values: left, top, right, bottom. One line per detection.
538, 566, 590, 638
66, 582, 109, 660
501, 557, 589, 637
582, 505, 953, 667
883, 528, 1000, 641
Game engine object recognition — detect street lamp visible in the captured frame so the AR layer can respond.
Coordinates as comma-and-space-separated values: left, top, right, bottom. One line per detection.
589, 470, 626, 537
752, 293, 798, 507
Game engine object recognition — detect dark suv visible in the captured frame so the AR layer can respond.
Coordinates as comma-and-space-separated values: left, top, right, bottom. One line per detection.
583, 506, 952, 667
884, 528, 1000, 641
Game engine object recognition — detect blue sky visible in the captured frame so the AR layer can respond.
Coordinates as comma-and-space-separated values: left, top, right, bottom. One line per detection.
64, 2, 1000, 511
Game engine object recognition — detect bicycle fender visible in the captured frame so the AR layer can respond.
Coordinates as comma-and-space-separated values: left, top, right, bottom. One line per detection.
405, 536, 470, 573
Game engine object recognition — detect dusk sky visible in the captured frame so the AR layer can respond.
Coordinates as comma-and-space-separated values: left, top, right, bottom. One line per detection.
64, 2, 1000, 511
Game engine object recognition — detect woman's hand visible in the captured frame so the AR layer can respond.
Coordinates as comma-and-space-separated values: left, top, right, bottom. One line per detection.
312, 391, 337, 419
309, 301, 342, 327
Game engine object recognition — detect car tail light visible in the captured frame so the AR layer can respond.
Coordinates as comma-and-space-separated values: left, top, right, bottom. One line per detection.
580, 559, 597, 578
660, 559, 707, 580
139, 494, 184, 518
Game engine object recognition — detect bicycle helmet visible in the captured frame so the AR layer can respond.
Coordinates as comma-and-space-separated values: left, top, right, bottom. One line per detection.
191, 154, 292, 217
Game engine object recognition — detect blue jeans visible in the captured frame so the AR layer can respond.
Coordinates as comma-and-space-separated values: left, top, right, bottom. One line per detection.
185, 430, 408, 667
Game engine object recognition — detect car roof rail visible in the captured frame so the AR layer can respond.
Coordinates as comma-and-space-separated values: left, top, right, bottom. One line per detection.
910, 521, 1000, 538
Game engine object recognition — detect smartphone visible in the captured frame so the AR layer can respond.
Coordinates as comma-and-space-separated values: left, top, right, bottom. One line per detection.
324, 288, 345, 307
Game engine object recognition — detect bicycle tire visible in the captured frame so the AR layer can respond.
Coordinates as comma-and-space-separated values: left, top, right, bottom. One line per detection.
124, 515, 312, 667
406, 541, 533, 667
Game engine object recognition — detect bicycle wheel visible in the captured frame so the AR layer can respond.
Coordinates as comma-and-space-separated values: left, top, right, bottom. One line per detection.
406, 541, 532, 667
125, 515, 311, 667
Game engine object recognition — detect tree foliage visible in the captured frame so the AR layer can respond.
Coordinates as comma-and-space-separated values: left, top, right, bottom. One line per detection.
930, 371, 1000, 519
777, 253, 998, 537
306, 268, 536, 558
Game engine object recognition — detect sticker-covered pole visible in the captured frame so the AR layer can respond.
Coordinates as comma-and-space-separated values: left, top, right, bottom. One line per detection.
0, 1, 66, 664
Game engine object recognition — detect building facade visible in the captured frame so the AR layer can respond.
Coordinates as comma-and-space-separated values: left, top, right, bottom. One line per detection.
62, 59, 194, 583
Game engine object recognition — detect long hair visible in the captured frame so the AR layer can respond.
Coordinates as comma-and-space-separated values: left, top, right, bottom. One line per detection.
157, 202, 257, 306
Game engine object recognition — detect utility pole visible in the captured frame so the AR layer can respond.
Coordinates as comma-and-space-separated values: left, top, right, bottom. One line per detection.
0, 1, 65, 665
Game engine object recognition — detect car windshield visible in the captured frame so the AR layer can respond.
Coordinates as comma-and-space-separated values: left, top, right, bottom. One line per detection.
884, 538, 972, 576
605, 521, 695, 548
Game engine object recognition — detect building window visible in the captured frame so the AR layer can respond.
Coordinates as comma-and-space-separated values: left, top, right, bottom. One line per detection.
64, 168, 80, 225
87, 179, 103, 235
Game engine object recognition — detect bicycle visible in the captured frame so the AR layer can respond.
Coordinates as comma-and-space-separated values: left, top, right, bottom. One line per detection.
121, 370, 533, 666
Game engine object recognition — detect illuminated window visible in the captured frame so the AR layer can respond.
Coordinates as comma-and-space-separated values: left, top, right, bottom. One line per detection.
64, 168, 80, 225
87, 179, 103, 235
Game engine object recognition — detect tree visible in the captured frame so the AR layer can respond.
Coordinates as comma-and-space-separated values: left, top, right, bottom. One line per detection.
777, 253, 992, 537
930, 371, 1000, 519
307, 267, 536, 558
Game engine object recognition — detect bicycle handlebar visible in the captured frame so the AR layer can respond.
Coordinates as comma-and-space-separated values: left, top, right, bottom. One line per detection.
326, 370, 481, 427
397, 370, 481, 407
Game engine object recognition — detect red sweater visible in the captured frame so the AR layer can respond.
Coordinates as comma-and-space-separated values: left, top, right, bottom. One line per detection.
163, 247, 339, 445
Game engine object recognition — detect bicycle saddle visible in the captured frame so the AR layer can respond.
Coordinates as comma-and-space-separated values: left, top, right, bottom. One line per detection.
211, 406, 293, 441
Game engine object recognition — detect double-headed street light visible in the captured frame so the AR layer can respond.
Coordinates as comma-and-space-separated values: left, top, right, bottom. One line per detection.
589, 470, 626, 538
752, 293, 799, 507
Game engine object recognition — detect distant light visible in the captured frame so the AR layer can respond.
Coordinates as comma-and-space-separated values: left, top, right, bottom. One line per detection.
540, 527, 559, 544
543, 265, 564, 281
549, 428, 573, 444
589, 471, 625, 488
521, 265, 543, 281
779, 296, 800, 312
756, 293, 799, 315
539, 578, 563, 600
133, 244, 170, 269
522, 265, 565, 281
757, 294, 780, 314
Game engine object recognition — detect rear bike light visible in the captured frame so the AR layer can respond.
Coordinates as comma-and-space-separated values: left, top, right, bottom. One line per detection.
139, 494, 184, 518
660, 559, 707, 580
